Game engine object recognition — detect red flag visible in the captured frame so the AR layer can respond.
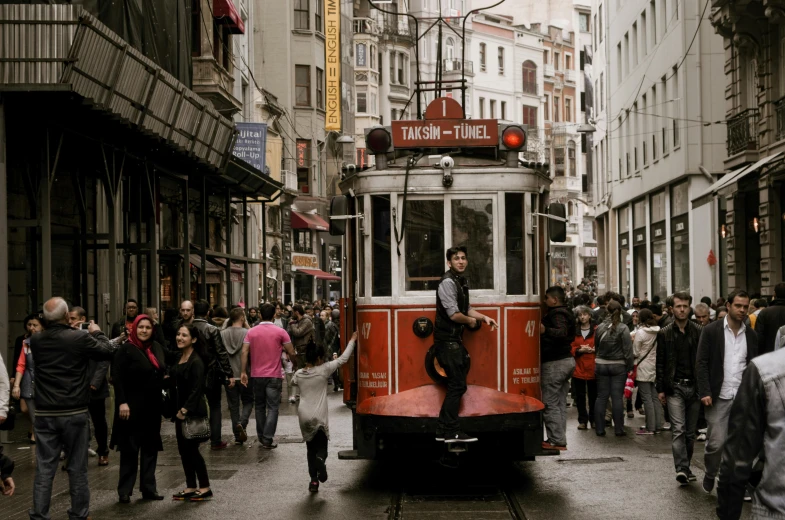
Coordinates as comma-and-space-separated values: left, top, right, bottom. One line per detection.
707, 249, 717, 266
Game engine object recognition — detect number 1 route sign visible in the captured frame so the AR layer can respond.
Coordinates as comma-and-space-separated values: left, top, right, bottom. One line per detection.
391, 97, 499, 148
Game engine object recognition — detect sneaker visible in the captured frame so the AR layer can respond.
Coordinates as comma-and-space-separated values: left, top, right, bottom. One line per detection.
261, 442, 278, 449
577, 423, 588, 430
662, 422, 672, 431
234, 440, 244, 446
702, 476, 715, 494
697, 432, 707, 442
687, 472, 697, 482
309, 481, 319, 493
210, 441, 228, 451
698, 427, 708, 434
744, 489, 752, 502
636, 429, 654, 435
235, 423, 248, 443
676, 471, 689, 485
541, 441, 567, 451
88, 448, 97, 457
289, 397, 297, 404
444, 432, 478, 443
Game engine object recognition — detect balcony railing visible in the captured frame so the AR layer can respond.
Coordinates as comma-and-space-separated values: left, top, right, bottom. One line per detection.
565, 70, 577, 83
381, 15, 415, 43
352, 17, 378, 35
776, 97, 785, 142
443, 59, 473, 73
544, 64, 554, 77
726, 108, 759, 156
283, 170, 297, 192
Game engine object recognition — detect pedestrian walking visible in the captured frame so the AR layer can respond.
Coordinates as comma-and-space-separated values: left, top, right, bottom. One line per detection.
171, 324, 212, 501
11, 315, 43, 444
110, 314, 167, 503
633, 309, 663, 435
240, 303, 298, 449
188, 300, 235, 451
570, 306, 597, 430
655, 292, 703, 486
247, 307, 260, 327
220, 308, 253, 445
324, 309, 343, 392
273, 303, 289, 329
432, 246, 498, 444
696, 290, 757, 495
540, 286, 576, 450
593, 300, 634, 437
693, 302, 712, 326
753, 282, 785, 355
0, 352, 15, 497
29, 297, 118, 520
288, 304, 315, 373
293, 331, 357, 492
111, 299, 139, 339
716, 346, 785, 520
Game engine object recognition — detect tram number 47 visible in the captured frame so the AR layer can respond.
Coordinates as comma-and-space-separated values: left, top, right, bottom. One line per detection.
525, 320, 536, 337
361, 323, 372, 340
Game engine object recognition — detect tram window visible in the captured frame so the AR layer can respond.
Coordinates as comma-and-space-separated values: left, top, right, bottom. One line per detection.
372, 195, 392, 296
357, 196, 365, 298
531, 194, 539, 292
505, 194, 525, 295
452, 199, 494, 290
404, 200, 445, 291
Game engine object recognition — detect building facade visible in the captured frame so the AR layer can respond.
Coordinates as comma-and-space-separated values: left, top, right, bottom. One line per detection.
590, 0, 727, 301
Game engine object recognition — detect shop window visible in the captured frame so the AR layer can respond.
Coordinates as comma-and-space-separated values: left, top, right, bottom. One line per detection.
372, 195, 392, 296
294, 229, 312, 253
404, 200, 444, 291
452, 199, 494, 290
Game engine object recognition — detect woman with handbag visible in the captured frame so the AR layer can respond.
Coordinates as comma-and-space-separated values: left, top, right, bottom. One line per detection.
11, 314, 44, 444
593, 300, 634, 437
633, 308, 664, 435
110, 314, 167, 503
171, 323, 212, 501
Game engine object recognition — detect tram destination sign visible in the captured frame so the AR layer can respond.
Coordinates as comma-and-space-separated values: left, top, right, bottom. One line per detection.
391, 119, 498, 148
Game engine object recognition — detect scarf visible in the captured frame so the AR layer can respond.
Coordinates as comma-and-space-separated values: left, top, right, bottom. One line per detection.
128, 314, 161, 371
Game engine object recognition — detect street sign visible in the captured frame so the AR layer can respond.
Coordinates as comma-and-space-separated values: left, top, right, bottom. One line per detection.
390, 97, 499, 148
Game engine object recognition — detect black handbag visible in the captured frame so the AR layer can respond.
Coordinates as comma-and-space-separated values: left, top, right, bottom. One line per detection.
182, 415, 210, 442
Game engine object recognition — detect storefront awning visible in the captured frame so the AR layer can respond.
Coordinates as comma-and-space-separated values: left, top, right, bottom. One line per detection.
692, 152, 783, 209
291, 211, 330, 231
296, 269, 341, 281
189, 254, 220, 272
209, 256, 245, 273
214, 0, 245, 34
221, 156, 283, 202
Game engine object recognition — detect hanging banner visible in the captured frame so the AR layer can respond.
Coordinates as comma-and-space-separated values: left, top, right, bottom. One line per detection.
233, 123, 268, 173
325, 0, 341, 131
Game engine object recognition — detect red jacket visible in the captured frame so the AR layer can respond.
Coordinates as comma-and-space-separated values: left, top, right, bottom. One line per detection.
571, 326, 596, 380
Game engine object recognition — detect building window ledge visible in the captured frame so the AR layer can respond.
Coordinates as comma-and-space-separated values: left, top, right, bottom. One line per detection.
294, 106, 315, 112
316, 108, 326, 116
315, 31, 325, 41
292, 29, 314, 36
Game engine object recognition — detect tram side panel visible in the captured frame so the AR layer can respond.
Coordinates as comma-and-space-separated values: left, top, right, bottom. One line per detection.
355, 309, 393, 404
504, 306, 542, 401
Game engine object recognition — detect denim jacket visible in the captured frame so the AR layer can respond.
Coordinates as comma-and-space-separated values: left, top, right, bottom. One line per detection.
717, 349, 785, 520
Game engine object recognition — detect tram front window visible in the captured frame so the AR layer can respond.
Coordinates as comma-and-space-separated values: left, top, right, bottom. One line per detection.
452, 199, 494, 290
405, 200, 445, 291
372, 195, 392, 296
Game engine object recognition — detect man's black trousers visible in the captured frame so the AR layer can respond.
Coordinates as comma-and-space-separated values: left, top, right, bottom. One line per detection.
434, 342, 469, 436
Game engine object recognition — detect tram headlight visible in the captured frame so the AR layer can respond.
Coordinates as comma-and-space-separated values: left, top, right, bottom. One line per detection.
499, 125, 526, 151
365, 126, 394, 154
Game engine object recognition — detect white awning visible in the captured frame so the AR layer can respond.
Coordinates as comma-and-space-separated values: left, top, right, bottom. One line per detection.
692, 152, 783, 209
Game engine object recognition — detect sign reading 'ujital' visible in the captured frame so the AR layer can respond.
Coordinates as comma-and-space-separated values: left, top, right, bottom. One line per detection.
325, 0, 341, 132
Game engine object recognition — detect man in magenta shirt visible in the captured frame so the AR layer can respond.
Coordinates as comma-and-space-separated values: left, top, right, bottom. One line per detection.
240, 303, 297, 449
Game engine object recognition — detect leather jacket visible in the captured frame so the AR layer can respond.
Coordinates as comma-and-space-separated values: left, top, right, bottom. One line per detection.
435, 269, 470, 344
190, 318, 233, 383
717, 349, 785, 520
288, 316, 315, 352
655, 321, 702, 396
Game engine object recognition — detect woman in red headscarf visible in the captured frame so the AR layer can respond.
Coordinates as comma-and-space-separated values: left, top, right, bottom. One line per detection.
110, 314, 167, 504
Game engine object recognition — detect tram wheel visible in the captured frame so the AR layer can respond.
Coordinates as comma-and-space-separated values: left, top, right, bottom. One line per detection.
425, 345, 471, 384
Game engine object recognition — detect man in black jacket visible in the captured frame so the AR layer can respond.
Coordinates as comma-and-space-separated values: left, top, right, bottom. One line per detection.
656, 292, 703, 486
110, 299, 138, 339
190, 299, 234, 450
753, 282, 785, 355
696, 290, 757, 494
30, 297, 117, 520
540, 286, 576, 451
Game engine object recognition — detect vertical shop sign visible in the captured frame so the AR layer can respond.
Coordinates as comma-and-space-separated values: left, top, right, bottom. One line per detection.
325, 0, 341, 131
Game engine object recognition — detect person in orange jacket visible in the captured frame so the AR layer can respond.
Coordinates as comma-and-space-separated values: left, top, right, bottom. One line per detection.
571, 306, 597, 430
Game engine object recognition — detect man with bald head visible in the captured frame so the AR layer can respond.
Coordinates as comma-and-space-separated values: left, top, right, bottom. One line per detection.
30, 297, 118, 520
179, 300, 195, 325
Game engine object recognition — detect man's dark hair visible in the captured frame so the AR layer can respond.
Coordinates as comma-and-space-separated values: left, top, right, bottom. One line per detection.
545, 286, 566, 304
672, 292, 692, 305
194, 299, 211, 317
665, 295, 675, 307
292, 304, 305, 317
305, 305, 313, 311
700, 296, 712, 306
213, 306, 228, 318
754, 298, 768, 309
727, 290, 751, 306
647, 303, 663, 317
126, 298, 138, 305
305, 340, 326, 365
604, 292, 622, 305
445, 245, 468, 261
229, 307, 245, 324
775, 282, 785, 299
652, 295, 661, 305
260, 303, 276, 321
69, 306, 86, 319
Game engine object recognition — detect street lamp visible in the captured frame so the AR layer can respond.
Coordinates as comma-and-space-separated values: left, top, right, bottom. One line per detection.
576, 122, 597, 133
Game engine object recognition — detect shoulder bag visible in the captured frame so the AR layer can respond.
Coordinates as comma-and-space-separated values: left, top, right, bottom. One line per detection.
182, 414, 210, 442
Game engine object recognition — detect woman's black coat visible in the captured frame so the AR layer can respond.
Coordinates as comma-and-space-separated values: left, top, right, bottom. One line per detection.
172, 351, 209, 418
109, 340, 167, 452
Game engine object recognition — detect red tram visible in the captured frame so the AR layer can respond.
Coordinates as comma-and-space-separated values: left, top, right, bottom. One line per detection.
331, 97, 566, 461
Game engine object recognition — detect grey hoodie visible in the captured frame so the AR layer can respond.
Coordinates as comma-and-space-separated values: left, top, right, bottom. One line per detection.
633, 325, 660, 382
220, 326, 248, 378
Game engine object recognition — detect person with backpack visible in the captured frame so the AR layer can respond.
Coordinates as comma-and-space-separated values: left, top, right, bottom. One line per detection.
633, 308, 663, 435
593, 300, 634, 437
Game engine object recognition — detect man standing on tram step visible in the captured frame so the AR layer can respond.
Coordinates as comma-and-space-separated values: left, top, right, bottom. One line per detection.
656, 292, 703, 486
434, 246, 498, 444
190, 300, 235, 451
696, 290, 757, 495
540, 286, 577, 451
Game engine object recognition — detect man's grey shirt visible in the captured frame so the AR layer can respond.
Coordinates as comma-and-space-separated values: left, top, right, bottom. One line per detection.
437, 278, 472, 317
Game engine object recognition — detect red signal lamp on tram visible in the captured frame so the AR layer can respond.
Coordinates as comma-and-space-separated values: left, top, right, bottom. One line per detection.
365, 126, 394, 154
499, 125, 526, 151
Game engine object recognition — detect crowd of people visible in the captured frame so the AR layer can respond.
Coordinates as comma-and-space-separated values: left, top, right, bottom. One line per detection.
540, 282, 785, 519
1, 295, 351, 518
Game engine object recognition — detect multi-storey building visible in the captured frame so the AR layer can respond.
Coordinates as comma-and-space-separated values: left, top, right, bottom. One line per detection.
701, 0, 785, 297
590, 0, 726, 301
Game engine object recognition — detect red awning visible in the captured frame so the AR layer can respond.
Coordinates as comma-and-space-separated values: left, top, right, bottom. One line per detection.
296, 269, 341, 281
291, 211, 329, 231
214, 0, 245, 34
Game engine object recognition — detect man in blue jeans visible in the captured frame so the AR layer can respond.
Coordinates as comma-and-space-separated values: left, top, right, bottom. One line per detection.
540, 286, 576, 450
656, 292, 704, 486
29, 297, 118, 520
240, 303, 298, 449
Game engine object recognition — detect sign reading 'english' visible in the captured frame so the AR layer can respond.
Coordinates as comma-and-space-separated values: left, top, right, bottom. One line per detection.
325, 0, 341, 132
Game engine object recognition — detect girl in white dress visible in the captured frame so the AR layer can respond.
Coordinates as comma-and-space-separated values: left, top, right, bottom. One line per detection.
292, 331, 357, 492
